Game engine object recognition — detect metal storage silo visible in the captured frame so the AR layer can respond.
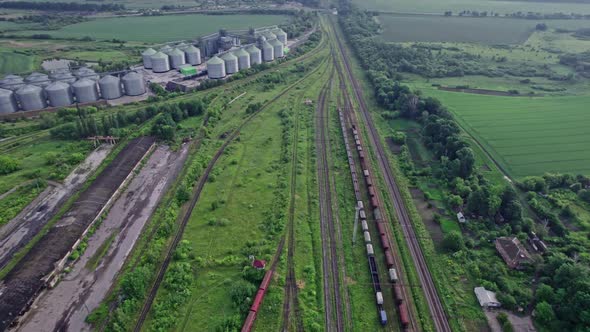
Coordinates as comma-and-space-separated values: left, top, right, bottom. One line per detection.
25, 72, 50, 88
234, 48, 251, 70
142, 48, 157, 69
51, 72, 77, 84
0, 75, 25, 91
176, 42, 187, 50
261, 40, 274, 62
45, 81, 73, 107
159, 45, 173, 54
273, 28, 288, 45
269, 38, 284, 58
169, 48, 186, 69
0, 88, 18, 114
72, 78, 99, 103
220, 52, 238, 74
98, 75, 122, 100
74, 67, 99, 81
122, 72, 146, 96
262, 31, 277, 41
206, 56, 226, 79
246, 45, 262, 65
184, 45, 201, 65
16, 84, 46, 111
151, 52, 170, 73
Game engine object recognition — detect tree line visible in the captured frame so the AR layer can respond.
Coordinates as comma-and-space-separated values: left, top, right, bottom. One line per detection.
0, 1, 125, 12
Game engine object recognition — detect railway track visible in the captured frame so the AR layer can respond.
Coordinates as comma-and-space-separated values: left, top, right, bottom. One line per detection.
132, 47, 330, 331
315, 68, 345, 332
330, 17, 451, 332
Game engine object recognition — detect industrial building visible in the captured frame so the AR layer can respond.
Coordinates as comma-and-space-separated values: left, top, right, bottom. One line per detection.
0, 26, 289, 115
140, 26, 287, 82
0, 69, 147, 114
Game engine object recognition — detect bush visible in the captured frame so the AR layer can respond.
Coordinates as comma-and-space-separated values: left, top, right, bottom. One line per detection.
0, 156, 20, 175
496, 312, 514, 332
442, 231, 464, 252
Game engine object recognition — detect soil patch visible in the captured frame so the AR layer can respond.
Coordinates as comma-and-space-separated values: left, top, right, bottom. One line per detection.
410, 187, 444, 244
438, 86, 542, 97
0, 137, 154, 330
385, 137, 402, 154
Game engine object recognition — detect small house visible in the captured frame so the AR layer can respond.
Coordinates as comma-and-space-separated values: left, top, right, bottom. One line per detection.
474, 287, 501, 308
495, 237, 532, 269
457, 212, 466, 223
252, 259, 266, 270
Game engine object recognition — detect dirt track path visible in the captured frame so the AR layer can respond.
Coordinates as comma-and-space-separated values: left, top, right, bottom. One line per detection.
17, 144, 189, 332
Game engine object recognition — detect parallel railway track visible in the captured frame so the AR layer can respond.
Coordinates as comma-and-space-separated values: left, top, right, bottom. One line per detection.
133, 44, 330, 331
330, 16, 451, 332
315, 68, 345, 332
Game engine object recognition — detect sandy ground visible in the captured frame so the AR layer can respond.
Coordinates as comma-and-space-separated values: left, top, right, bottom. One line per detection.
18, 144, 189, 332
0, 145, 114, 270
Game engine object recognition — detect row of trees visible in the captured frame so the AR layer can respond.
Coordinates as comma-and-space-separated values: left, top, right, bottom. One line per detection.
0, 1, 125, 11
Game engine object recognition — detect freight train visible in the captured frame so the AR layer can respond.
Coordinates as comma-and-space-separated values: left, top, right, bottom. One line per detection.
352, 121, 410, 330
241, 268, 273, 332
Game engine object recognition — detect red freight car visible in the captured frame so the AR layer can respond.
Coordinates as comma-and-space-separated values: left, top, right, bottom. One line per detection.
376, 222, 385, 235
385, 250, 395, 268
359, 150, 365, 160
251, 289, 265, 312
241, 310, 257, 332
381, 234, 390, 250
398, 304, 410, 329
393, 284, 404, 305
371, 196, 379, 209
368, 186, 376, 197
260, 270, 272, 291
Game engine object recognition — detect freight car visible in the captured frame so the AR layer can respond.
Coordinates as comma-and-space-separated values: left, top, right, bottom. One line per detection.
241, 267, 274, 332
398, 304, 410, 328
389, 268, 398, 283
393, 284, 404, 305
385, 250, 395, 268
380, 234, 390, 250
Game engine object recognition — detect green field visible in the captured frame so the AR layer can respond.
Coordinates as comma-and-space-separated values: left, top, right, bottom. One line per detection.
356, 0, 590, 15
15, 14, 288, 43
415, 86, 590, 177
0, 50, 35, 74
379, 14, 590, 44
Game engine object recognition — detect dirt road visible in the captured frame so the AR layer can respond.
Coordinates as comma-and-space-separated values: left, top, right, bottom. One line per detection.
0, 145, 113, 270
17, 144, 189, 332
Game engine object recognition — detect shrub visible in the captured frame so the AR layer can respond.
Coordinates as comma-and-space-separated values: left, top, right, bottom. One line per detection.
0, 156, 20, 175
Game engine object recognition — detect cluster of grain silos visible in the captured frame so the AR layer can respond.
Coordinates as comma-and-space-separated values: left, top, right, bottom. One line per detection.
0, 70, 147, 114
142, 43, 202, 72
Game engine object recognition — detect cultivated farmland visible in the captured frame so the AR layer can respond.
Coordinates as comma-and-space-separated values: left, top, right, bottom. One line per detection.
418, 86, 590, 177
379, 14, 590, 44
355, 0, 590, 15
15, 14, 288, 43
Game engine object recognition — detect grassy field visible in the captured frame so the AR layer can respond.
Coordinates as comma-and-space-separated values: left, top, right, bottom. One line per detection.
413, 85, 590, 178
15, 14, 288, 43
0, 50, 35, 74
379, 14, 590, 44
355, 0, 590, 15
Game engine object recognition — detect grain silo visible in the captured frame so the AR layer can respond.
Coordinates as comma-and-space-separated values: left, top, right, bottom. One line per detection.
176, 42, 187, 50
151, 52, 170, 73
221, 52, 238, 74
51, 72, 77, 84
142, 48, 157, 69
261, 40, 274, 62
206, 56, 226, 79
45, 81, 74, 107
184, 45, 201, 65
262, 31, 277, 41
169, 48, 186, 69
25, 72, 50, 87
74, 67, 99, 81
273, 28, 288, 45
0, 75, 25, 91
122, 72, 146, 96
160, 45, 173, 54
234, 48, 251, 70
72, 78, 99, 103
16, 84, 46, 111
269, 38, 284, 58
98, 75, 122, 100
0, 88, 18, 114
246, 45, 262, 65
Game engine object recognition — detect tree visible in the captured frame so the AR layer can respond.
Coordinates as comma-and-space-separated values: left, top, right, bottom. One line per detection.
467, 185, 501, 217
535, 301, 555, 326
536, 283, 554, 303
229, 280, 256, 313
579, 189, 590, 203
456, 147, 475, 178
449, 194, 463, 209
442, 231, 464, 252
536, 23, 548, 31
